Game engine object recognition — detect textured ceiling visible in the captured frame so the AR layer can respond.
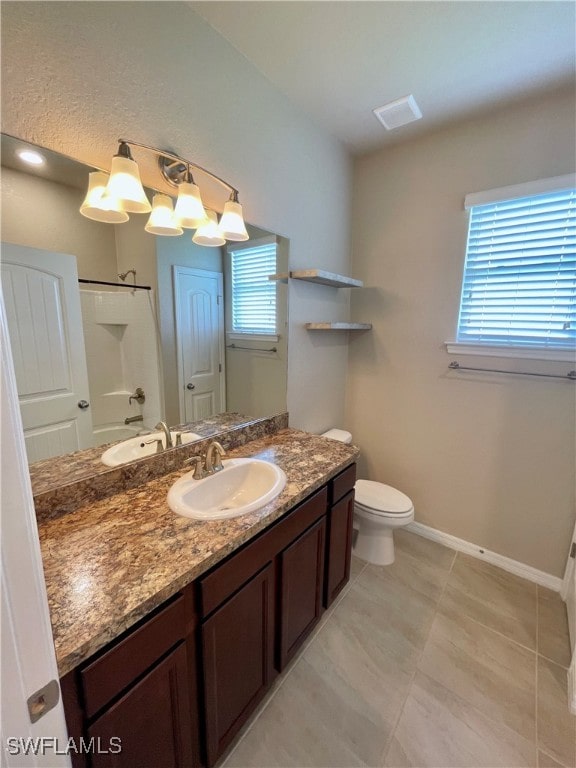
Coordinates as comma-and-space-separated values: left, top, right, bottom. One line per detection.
192, 1, 576, 154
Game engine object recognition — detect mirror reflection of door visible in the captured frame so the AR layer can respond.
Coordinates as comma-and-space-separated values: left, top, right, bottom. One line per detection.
173, 266, 225, 422
0, 243, 93, 461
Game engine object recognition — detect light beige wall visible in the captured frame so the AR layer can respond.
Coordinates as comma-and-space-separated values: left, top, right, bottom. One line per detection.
348, 87, 576, 578
1, 1, 352, 433
1, 167, 117, 281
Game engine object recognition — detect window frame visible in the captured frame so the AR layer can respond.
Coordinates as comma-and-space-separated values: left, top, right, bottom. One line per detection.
447, 174, 576, 362
226, 235, 279, 341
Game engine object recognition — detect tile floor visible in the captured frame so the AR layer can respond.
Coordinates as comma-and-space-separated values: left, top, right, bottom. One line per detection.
221, 530, 575, 768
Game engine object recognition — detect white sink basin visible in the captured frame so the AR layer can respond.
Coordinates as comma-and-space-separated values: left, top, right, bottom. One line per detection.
167, 458, 287, 521
101, 431, 201, 467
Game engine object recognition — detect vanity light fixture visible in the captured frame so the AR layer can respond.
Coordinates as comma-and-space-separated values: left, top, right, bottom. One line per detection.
145, 193, 183, 236
80, 171, 129, 223
192, 210, 226, 247
79, 139, 249, 245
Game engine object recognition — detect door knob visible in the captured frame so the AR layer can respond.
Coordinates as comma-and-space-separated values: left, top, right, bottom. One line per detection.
186, 383, 195, 390
78, 400, 90, 409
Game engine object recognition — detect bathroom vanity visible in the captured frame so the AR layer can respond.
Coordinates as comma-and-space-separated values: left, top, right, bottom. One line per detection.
36, 424, 357, 767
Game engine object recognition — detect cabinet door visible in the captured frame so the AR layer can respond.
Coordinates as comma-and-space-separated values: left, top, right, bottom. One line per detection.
202, 563, 275, 766
278, 516, 326, 670
325, 489, 354, 607
88, 643, 194, 768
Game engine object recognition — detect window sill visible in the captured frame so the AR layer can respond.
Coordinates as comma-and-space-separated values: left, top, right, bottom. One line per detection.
228, 332, 280, 343
444, 342, 576, 363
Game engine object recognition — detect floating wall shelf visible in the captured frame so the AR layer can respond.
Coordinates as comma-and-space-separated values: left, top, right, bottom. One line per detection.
289, 270, 363, 288
305, 322, 372, 331
268, 269, 363, 288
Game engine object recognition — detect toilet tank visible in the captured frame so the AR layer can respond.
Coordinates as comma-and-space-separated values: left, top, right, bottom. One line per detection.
321, 428, 353, 444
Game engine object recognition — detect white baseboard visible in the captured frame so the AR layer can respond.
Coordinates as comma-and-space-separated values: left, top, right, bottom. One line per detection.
407, 521, 562, 592
569, 658, 576, 715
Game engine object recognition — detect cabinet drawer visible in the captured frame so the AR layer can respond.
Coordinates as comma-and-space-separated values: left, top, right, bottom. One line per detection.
81, 595, 186, 718
330, 463, 356, 505
199, 486, 327, 617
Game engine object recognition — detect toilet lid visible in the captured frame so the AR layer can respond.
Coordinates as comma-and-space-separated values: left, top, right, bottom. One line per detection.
354, 480, 413, 515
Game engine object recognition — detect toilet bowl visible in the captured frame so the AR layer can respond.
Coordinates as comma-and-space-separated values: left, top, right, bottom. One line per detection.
322, 429, 414, 566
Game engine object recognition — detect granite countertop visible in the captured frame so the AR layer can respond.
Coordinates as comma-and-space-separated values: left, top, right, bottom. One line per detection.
38, 429, 358, 677
29, 412, 265, 496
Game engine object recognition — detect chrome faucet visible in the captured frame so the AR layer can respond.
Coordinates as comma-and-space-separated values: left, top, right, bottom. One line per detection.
205, 441, 226, 473
155, 421, 173, 449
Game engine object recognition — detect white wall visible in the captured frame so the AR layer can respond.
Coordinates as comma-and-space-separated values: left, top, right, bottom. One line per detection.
348, 87, 576, 578
1, 1, 352, 433
80, 290, 163, 435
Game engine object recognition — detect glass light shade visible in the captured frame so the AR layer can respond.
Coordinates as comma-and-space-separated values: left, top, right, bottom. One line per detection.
219, 199, 249, 241
173, 181, 207, 228
145, 194, 183, 236
105, 155, 151, 214
79, 171, 129, 223
192, 210, 226, 247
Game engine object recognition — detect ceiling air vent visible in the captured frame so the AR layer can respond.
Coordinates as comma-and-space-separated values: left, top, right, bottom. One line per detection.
373, 95, 422, 131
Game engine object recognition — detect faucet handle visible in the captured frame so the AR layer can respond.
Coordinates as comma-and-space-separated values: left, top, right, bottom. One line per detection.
129, 387, 146, 405
142, 437, 163, 454
184, 455, 205, 480
174, 432, 182, 447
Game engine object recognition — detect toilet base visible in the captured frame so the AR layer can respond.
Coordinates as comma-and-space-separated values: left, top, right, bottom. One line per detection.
353, 525, 395, 566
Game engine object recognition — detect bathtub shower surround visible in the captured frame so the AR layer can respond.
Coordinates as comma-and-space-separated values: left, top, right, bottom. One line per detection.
80, 289, 162, 444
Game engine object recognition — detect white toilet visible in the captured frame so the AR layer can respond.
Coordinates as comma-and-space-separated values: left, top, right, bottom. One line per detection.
322, 429, 414, 566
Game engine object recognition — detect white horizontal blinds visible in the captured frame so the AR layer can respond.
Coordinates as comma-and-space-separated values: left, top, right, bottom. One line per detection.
457, 187, 576, 348
230, 242, 277, 334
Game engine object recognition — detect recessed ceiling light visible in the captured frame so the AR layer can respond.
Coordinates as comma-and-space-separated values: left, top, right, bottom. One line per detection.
373, 95, 422, 131
17, 149, 45, 166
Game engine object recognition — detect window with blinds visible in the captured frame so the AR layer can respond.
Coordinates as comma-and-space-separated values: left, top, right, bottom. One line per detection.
457, 186, 576, 349
230, 240, 277, 335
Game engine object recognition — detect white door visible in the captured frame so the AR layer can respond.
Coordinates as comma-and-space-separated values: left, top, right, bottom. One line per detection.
1, 296, 71, 767
1, 243, 92, 462
173, 266, 225, 422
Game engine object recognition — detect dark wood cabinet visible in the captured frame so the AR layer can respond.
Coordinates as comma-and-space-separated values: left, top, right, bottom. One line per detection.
325, 490, 354, 607
61, 589, 200, 768
88, 644, 194, 768
278, 516, 326, 669
202, 564, 275, 766
325, 464, 356, 608
61, 465, 356, 768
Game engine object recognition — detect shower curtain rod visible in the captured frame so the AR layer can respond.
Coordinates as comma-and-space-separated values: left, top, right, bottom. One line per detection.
78, 278, 151, 290
448, 361, 576, 381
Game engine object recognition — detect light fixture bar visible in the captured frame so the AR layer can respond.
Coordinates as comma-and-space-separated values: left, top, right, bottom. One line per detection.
118, 138, 239, 198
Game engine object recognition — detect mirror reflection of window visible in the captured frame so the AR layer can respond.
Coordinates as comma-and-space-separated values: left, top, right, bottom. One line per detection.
229, 237, 278, 337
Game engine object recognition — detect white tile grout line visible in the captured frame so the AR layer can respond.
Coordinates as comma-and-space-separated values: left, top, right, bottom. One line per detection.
380, 546, 458, 765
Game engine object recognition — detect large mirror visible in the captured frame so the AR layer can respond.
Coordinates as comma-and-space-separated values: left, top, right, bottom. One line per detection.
0, 134, 288, 472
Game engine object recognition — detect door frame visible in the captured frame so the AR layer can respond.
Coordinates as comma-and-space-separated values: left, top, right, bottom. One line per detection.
173, 266, 225, 424
0, 294, 71, 766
